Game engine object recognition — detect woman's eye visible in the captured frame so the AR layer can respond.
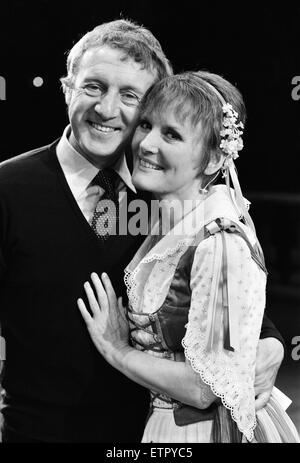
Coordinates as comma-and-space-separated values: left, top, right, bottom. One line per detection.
139, 120, 151, 130
166, 130, 181, 141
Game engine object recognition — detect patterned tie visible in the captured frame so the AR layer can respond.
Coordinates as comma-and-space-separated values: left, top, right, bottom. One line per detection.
90, 168, 119, 241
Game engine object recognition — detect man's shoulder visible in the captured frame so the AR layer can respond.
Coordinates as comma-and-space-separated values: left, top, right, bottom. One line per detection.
0, 139, 60, 182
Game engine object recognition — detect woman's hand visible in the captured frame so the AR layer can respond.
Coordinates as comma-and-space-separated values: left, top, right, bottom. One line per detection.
77, 272, 131, 368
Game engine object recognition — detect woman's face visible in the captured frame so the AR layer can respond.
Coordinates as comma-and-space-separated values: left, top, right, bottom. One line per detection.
131, 107, 204, 201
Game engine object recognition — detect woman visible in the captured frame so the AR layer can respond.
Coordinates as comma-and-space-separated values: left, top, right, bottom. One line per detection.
77, 71, 299, 442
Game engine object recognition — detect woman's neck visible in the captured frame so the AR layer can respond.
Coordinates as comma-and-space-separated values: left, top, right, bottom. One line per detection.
154, 190, 206, 235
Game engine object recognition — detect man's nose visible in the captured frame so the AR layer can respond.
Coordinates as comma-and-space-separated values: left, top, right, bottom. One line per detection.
140, 130, 159, 154
94, 91, 119, 120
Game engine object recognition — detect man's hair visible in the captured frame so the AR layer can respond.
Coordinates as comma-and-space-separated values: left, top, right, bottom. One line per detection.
60, 18, 173, 95
139, 70, 246, 183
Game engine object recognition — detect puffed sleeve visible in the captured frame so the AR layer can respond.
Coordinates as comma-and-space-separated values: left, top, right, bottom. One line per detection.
182, 230, 266, 441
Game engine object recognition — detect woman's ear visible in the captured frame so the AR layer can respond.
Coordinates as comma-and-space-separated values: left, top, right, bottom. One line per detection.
204, 152, 226, 175
65, 88, 72, 106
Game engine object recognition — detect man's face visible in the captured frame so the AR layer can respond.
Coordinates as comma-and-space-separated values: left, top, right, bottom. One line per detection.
67, 45, 157, 168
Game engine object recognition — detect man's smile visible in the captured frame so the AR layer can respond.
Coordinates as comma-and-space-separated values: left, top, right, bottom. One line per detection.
88, 121, 121, 133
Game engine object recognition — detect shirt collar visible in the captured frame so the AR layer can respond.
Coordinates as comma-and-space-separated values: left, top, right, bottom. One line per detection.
56, 125, 136, 200
112, 147, 136, 193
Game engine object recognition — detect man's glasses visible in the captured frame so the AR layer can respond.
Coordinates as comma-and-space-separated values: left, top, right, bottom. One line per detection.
70, 82, 142, 108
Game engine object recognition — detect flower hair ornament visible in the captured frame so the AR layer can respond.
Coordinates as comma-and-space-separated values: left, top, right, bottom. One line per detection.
220, 103, 244, 162
201, 80, 257, 235
219, 102, 259, 235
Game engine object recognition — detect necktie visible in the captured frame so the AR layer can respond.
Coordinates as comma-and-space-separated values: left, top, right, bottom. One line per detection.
90, 168, 119, 241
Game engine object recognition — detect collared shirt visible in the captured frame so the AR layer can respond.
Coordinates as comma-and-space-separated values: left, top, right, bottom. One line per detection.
56, 125, 136, 223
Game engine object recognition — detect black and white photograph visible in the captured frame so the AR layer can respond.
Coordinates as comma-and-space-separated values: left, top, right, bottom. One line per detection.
0, 0, 299, 447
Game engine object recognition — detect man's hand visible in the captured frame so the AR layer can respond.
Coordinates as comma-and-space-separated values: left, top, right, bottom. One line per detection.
254, 337, 284, 410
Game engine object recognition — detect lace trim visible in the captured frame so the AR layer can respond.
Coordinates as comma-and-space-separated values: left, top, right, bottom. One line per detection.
124, 266, 139, 312
140, 237, 192, 264
124, 238, 191, 312
182, 333, 256, 441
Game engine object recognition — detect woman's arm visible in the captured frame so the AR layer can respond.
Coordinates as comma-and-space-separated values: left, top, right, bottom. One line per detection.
78, 272, 216, 410
113, 346, 216, 409
117, 346, 215, 409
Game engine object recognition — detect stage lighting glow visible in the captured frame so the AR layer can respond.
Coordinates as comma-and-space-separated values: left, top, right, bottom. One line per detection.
33, 77, 44, 87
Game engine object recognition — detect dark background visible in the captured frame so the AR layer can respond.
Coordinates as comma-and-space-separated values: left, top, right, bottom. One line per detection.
0, 1, 299, 192
0, 0, 299, 433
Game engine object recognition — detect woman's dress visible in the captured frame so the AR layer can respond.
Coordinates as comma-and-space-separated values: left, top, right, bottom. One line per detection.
124, 185, 299, 443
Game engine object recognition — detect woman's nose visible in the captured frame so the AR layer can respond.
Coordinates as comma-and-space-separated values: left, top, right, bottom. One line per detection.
140, 131, 159, 154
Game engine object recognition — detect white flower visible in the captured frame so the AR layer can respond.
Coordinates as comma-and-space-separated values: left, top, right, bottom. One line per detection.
220, 103, 244, 160
223, 103, 233, 113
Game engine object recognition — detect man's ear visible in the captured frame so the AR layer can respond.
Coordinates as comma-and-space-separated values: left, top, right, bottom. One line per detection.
60, 78, 72, 106
204, 152, 226, 175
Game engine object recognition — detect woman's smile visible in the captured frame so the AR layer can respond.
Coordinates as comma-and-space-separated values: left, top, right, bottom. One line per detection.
138, 155, 164, 171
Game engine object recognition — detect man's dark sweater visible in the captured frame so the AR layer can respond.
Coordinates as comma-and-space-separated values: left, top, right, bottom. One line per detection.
0, 140, 150, 442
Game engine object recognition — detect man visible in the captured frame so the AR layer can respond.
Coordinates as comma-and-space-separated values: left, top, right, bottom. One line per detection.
0, 19, 283, 442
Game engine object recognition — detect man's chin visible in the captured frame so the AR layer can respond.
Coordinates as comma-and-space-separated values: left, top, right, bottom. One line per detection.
83, 143, 123, 167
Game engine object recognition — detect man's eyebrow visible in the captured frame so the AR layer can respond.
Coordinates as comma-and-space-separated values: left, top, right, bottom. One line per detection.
82, 76, 145, 94
82, 76, 105, 83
